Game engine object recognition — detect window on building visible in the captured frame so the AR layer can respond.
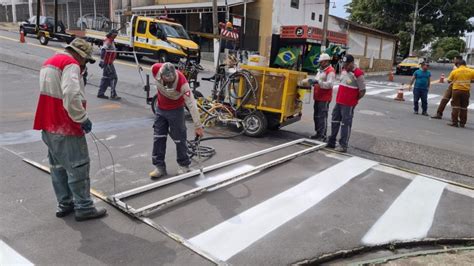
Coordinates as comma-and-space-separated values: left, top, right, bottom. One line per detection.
319, 14, 323, 22
137, 20, 147, 34
311, 12, 315, 21
291, 0, 299, 9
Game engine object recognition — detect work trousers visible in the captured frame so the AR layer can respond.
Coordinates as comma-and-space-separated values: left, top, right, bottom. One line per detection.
435, 85, 452, 117
413, 88, 428, 113
328, 103, 355, 149
451, 90, 470, 126
152, 106, 190, 169
98, 64, 118, 97
41, 131, 94, 213
313, 101, 330, 139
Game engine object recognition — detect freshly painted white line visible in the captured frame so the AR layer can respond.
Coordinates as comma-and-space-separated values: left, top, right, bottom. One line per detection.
195, 164, 255, 187
361, 176, 446, 245
469, 103, 474, 110
0, 240, 33, 265
365, 88, 394, 95
189, 157, 378, 261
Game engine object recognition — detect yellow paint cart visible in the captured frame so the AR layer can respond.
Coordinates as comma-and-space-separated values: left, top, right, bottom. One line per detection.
238, 65, 308, 137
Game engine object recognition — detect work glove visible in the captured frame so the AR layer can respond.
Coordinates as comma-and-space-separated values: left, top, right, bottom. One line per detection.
99, 61, 105, 69
81, 119, 92, 134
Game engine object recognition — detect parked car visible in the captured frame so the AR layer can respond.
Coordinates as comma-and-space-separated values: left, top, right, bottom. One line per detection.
19, 16, 66, 36
395, 57, 422, 75
76, 14, 111, 30
437, 57, 450, 63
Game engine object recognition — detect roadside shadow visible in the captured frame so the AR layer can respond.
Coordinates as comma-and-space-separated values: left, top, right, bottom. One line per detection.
64, 218, 177, 265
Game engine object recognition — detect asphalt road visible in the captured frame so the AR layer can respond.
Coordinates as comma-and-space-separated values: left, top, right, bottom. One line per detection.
1, 30, 473, 265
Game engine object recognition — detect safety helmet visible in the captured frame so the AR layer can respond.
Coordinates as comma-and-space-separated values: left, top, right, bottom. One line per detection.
159, 62, 177, 84
319, 53, 331, 62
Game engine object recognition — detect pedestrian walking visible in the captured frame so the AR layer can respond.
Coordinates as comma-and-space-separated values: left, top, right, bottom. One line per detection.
98, 29, 121, 100
408, 62, 431, 115
447, 60, 474, 128
149, 62, 204, 179
327, 54, 366, 153
299, 53, 336, 141
33, 38, 107, 221
432, 56, 463, 119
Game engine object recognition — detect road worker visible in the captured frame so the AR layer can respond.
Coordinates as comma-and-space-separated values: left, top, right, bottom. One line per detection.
299, 53, 336, 141
98, 29, 121, 100
33, 38, 106, 221
327, 54, 366, 153
447, 60, 474, 128
149, 62, 204, 179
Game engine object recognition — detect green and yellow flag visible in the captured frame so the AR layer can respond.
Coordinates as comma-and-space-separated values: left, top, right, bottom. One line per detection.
274, 47, 300, 67
303, 45, 321, 72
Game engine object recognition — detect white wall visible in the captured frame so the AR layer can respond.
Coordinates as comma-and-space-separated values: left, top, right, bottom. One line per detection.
348, 32, 365, 56
272, 0, 325, 34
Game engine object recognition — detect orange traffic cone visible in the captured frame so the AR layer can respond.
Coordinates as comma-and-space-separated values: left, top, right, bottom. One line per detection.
388, 69, 394, 82
19, 29, 25, 43
394, 86, 405, 101
439, 73, 445, 83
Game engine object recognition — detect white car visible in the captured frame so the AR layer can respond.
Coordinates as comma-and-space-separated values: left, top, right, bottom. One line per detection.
76, 14, 110, 30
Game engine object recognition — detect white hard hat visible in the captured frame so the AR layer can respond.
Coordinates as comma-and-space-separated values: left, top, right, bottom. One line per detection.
319, 53, 331, 61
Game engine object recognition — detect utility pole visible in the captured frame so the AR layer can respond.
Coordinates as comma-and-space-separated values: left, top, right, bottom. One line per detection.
409, 0, 431, 56
212, 0, 219, 69
321, 0, 330, 51
409, 0, 419, 56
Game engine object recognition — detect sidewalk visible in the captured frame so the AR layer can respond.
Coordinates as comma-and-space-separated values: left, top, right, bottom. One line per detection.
0, 22, 18, 33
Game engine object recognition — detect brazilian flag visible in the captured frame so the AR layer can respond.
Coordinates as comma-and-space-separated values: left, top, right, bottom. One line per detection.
274, 47, 300, 67
303, 45, 321, 72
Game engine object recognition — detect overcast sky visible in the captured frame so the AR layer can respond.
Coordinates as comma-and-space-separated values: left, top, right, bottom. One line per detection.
329, 0, 351, 18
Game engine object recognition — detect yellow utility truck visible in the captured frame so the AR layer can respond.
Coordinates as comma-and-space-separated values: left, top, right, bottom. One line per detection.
85, 15, 200, 63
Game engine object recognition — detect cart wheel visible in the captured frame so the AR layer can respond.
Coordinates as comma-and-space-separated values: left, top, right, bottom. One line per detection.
151, 95, 157, 114
244, 111, 267, 137
39, 33, 49, 45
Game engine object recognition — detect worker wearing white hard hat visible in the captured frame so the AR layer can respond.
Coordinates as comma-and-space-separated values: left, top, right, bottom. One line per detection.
299, 53, 336, 141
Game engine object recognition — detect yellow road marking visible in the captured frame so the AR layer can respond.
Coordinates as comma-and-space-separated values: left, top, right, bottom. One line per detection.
0, 34, 151, 70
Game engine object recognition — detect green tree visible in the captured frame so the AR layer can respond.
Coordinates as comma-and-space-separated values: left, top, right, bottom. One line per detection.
432, 37, 466, 54
347, 0, 474, 56
445, 49, 460, 59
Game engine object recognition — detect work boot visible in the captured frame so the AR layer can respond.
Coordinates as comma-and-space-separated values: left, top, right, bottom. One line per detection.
421, 112, 429, 116
448, 122, 459, 128
75, 207, 107, 222
460, 124, 465, 128
56, 204, 74, 218
431, 115, 442, 119
335, 146, 348, 153
110, 95, 121, 100
97, 94, 109, 99
326, 143, 336, 149
149, 167, 167, 179
177, 165, 191, 175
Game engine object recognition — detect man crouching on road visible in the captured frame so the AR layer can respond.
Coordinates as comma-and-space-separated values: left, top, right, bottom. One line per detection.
33, 38, 107, 221
149, 62, 204, 179
299, 53, 336, 141
327, 54, 366, 153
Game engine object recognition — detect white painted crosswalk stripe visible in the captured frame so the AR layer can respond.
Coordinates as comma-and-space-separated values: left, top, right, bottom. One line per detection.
469, 103, 474, 110
189, 157, 378, 261
361, 176, 446, 245
0, 240, 33, 265
365, 88, 394, 95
